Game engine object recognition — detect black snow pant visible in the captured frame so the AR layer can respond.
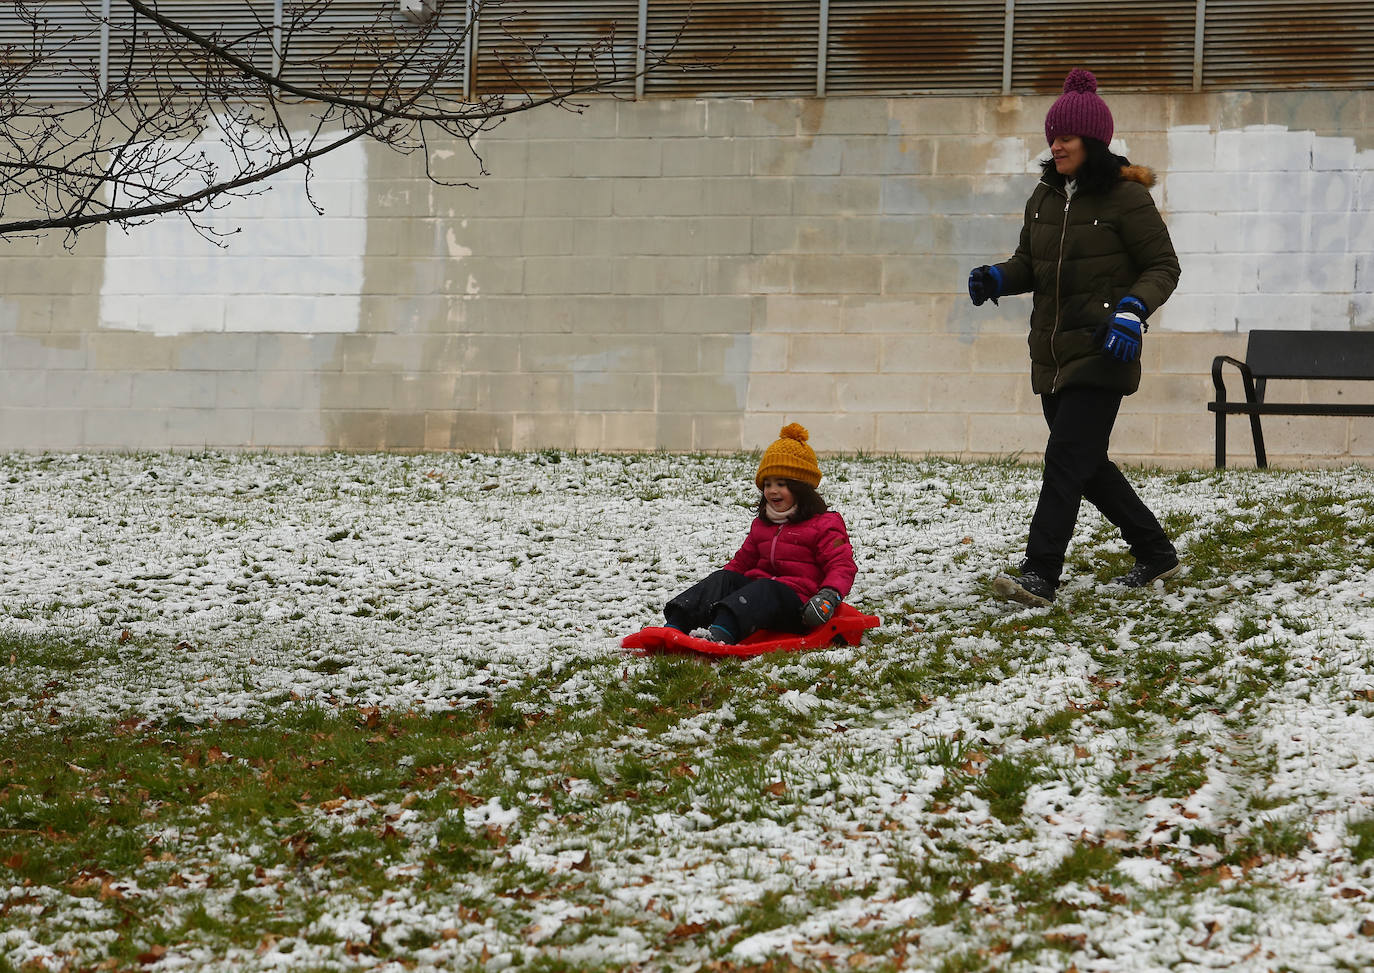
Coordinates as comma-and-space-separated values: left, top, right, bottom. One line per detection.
664, 569, 807, 642
1024, 386, 1176, 588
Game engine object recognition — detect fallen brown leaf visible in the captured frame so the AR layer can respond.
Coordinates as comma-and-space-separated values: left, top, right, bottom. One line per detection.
137, 945, 167, 965
666, 921, 706, 942
1045, 932, 1086, 950
1189, 919, 1220, 948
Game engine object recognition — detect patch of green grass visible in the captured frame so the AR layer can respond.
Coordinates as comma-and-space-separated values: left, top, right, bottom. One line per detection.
1022, 708, 1081, 739
1050, 841, 1121, 887
727, 887, 806, 942
974, 756, 1040, 824
1184, 827, 1226, 852
0, 629, 121, 673
1139, 749, 1210, 799
1348, 817, 1374, 863
1225, 816, 1312, 865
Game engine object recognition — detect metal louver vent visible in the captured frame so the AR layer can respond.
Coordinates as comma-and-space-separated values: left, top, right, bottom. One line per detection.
474, 0, 639, 96
1203, 0, 1374, 90
1010, 0, 1197, 93
3, 2, 1372, 102
277, 0, 467, 99
825, 1, 1004, 94
0, 1, 105, 101
105, 0, 277, 97
644, 0, 821, 96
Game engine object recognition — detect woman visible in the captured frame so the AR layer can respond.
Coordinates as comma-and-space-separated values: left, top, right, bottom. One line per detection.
967, 68, 1181, 607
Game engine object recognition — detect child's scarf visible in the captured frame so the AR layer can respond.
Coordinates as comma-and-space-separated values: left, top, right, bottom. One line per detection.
765, 504, 796, 524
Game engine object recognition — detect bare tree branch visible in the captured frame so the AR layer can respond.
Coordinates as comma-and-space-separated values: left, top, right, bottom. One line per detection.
0, 0, 697, 244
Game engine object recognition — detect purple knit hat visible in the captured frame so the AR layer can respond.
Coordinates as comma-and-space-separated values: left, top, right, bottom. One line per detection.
1044, 68, 1113, 145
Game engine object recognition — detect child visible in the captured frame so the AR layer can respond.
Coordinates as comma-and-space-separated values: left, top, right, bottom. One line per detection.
664, 423, 857, 644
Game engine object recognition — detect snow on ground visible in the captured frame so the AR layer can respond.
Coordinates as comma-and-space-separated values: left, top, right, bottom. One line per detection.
3, 451, 1374, 971
0, 450, 1037, 727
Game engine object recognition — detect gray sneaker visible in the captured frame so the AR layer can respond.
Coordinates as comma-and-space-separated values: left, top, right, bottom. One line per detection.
1114, 557, 1181, 588
992, 570, 1055, 607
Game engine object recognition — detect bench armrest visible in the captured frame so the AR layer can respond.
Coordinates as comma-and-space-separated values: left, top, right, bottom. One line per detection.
1211, 354, 1260, 406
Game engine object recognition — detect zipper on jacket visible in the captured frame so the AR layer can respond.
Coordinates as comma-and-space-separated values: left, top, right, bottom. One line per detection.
1050, 189, 1071, 393
768, 524, 782, 572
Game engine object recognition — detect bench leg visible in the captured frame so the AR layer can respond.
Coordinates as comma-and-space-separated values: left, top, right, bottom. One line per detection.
1249, 413, 1267, 469
1215, 411, 1225, 468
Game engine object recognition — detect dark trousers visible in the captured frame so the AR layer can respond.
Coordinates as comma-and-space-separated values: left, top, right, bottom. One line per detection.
1025, 386, 1176, 586
664, 570, 806, 641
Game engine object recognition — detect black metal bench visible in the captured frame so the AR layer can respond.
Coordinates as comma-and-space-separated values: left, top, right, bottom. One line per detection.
1209, 329, 1374, 468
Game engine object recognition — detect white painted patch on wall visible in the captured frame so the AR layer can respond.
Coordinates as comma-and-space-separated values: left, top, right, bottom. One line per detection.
99, 128, 367, 335
445, 225, 480, 295
444, 226, 473, 260
1164, 124, 1374, 333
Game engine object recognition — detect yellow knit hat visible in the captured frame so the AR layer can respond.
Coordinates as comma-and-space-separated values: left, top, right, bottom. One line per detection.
755, 422, 822, 488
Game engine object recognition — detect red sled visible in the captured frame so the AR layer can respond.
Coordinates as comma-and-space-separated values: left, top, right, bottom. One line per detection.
622, 603, 881, 658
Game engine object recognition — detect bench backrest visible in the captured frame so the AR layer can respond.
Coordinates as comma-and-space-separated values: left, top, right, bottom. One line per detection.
1245, 330, 1374, 381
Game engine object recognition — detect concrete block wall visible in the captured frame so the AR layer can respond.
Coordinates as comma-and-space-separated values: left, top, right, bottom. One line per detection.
0, 89, 1371, 466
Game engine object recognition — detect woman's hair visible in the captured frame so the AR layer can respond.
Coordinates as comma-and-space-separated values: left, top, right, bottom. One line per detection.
1039, 137, 1129, 195
756, 479, 829, 522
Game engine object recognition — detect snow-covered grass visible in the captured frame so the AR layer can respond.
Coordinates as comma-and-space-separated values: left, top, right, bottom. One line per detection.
3, 450, 1374, 972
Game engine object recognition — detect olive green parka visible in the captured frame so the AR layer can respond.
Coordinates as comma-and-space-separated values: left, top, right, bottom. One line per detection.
994, 163, 1181, 396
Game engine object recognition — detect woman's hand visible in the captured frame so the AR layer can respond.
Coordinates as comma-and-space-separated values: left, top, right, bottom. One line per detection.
968, 265, 1002, 306
1102, 296, 1148, 362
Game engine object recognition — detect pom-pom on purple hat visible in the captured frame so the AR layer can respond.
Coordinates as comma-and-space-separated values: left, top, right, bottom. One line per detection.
1044, 68, 1113, 146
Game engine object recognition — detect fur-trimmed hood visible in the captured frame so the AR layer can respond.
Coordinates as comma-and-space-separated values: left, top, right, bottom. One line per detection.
1120, 164, 1157, 188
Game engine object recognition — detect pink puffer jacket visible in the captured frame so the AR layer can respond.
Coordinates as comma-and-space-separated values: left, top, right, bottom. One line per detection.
722, 511, 857, 601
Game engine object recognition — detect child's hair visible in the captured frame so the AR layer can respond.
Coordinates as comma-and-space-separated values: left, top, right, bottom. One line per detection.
756, 479, 828, 523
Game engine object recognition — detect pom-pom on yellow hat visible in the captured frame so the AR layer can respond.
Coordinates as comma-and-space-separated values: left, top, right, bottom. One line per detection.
755, 422, 822, 488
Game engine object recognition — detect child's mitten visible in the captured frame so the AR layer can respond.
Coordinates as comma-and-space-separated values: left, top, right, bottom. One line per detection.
802, 587, 841, 628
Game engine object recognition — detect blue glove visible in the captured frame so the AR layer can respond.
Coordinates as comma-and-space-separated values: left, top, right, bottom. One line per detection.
801, 587, 841, 628
968, 265, 1002, 307
1102, 296, 1148, 363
